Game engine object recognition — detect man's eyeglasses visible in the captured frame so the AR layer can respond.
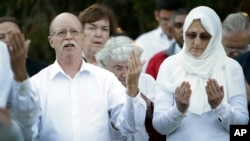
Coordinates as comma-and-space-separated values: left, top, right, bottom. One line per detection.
224, 45, 250, 54
51, 28, 82, 38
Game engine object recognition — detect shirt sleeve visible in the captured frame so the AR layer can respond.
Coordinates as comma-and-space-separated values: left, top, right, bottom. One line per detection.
109, 76, 147, 135
119, 93, 146, 134
10, 79, 40, 134
152, 88, 186, 135
213, 94, 249, 131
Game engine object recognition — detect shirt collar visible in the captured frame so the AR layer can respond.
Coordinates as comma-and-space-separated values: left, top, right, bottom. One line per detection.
50, 59, 92, 80
156, 26, 164, 37
164, 42, 182, 56
156, 26, 170, 40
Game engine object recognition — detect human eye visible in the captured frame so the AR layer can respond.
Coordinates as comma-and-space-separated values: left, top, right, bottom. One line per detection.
185, 32, 196, 39
114, 66, 123, 71
56, 30, 67, 37
160, 17, 169, 23
174, 23, 183, 29
0, 34, 5, 40
102, 27, 110, 32
87, 25, 95, 30
70, 29, 81, 36
200, 33, 211, 41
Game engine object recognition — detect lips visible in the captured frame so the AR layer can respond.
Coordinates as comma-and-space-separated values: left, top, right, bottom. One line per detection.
64, 43, 75, 47
93, 41, 102, 45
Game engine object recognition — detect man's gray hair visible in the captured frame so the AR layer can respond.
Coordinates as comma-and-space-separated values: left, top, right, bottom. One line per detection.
222, 12, 250, 38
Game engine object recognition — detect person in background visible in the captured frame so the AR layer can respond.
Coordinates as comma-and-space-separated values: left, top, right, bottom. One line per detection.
146, 8, 188, 80
96, 35, 157, 141
153, 6, 249, 141
222, 12, 250, 58
78, 3, 118, 65
8, 12, 146, 141
0, 16, 47, 76
234, 51, 250, 125
135, 0, 183, 73
222, 12, 250, 125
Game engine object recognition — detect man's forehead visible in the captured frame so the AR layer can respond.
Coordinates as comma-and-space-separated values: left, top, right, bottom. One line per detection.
52, 14, 81, 29
226, 32, 249, 42
0, 22, 20, 31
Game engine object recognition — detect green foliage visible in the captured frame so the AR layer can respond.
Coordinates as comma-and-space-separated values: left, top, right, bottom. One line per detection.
0, 0, 250, 63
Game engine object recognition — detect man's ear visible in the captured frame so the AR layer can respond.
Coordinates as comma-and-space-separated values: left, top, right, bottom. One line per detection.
154, 10, 160, 21
48, 36, 55, 49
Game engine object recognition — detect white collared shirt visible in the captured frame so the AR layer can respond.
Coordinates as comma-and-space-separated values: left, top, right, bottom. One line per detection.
13, 60, 146, 141
135, 27, 175, 72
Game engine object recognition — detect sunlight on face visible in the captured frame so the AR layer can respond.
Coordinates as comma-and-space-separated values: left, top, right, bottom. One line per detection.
185, 20, 211, 57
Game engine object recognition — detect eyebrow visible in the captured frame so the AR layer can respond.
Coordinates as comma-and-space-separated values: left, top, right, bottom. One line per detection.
113, 65, 123, 67
186, 31, 211, 35
88, 23, 109, 28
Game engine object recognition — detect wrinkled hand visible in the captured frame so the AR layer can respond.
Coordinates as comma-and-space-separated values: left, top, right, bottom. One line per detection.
205, 78, 224, 109
175, 81, 192, 114
126, 49, 141, 97
7, 30, 29, 81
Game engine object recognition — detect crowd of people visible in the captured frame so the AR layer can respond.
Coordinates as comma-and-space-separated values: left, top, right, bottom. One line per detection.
0, 0, 249, 141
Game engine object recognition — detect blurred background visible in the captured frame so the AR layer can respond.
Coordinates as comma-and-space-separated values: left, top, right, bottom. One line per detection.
0, 0, 249, 64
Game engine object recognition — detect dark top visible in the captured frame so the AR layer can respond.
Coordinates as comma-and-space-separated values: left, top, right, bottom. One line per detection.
26, 58, 47, 77
234, 51, 250, 125
234, 51, 250, 84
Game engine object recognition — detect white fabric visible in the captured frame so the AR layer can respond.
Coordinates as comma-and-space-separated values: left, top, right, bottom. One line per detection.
153, 6, 249, 141
138, 73, 156, 101
125, 73, 155, 141
0, 41, 13, 108
15, 60, 146, 141
172, 6, 244, 115
174, 43, 181, 54
135, 27, 175, 73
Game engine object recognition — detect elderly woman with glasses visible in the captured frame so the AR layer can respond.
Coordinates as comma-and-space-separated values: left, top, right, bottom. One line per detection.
152, 6, 249, 141
96, 35, 157, 141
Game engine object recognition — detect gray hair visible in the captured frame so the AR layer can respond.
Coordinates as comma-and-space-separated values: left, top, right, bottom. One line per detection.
95, 35, 143, 67
222, 12, 250, 38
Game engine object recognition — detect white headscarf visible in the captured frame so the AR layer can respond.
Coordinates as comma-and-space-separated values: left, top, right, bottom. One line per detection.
180, 6, 227, 77
162, 6, 244, 115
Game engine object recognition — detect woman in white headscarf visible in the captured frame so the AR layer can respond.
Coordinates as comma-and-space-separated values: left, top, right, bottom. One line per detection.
153, 6, 249, 141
